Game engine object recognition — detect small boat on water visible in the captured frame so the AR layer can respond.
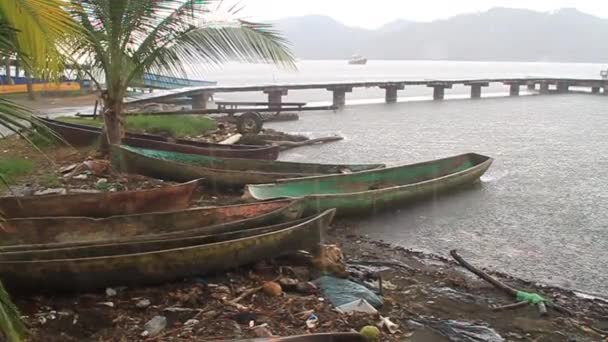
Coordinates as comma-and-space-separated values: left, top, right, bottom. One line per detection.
0, 179, 200, 219
348, 55, 368, 65
111, 145, 385, 188
39, 117, 280, 160
0, 199, 304, 247
247, 153, 493, 216
0, 209, 335, 293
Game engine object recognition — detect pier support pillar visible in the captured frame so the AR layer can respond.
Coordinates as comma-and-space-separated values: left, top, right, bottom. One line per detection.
379, 84, 404, 103
191, 91, 213, 110
509, 84, 520, 96
427, 83, 452, 100
592, 87, 600, 94
327, 86, 352, 108
539, 82, 550, 94
465, 82, 489, 99
556, 82, 570, 93
264, 89, 288, 109
527, 82, 536, 91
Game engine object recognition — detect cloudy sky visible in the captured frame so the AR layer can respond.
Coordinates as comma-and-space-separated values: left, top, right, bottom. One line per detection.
237, 0, 606, 28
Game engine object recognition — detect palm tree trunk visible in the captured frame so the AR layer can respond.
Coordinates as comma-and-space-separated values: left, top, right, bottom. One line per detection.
100, 98, 124, 152
4, 59, 13, 85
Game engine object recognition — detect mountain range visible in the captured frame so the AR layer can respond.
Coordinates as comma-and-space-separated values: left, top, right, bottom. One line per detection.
272, 8, 608, 62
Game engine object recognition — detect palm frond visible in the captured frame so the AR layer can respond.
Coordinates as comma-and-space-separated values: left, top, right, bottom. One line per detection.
0, 280, 25, 342
0, 0, 82, 78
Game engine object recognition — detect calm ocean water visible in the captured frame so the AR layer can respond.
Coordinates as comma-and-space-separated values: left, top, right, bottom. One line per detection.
198, 60, 608, 296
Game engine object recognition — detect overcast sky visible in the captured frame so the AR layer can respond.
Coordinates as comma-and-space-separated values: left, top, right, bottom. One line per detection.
237, 0, 607, 29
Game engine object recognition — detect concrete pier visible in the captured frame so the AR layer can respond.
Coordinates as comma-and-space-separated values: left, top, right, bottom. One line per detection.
191, 92, 212, 109
539, 82, 550, 94
557, 82, 570, 93
264, 89, 288, 109
427, 83, 452, 100
380, 84, 405, 103
327, 86, 353, 108
464, 82, 489, 99
125, 77, 608, 109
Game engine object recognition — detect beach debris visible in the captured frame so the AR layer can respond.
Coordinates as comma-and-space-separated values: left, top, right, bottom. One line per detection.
219, 133, 242, 145
142, 315, 167, 338
378, 316, 399, 334
360, 325, 381, 341
336, 299, 378, 314
72, 173, 88, 180
105, 287, 117, 297
416, 318, 504, 342
184, 319, 199, 327
450, 250, 572, 316
262, 281, 283, 297
252, 324, 273, 337
60, 163, 78, 174
278, 277, 299, 290
312, 244, 348, 277
305, 314, 319, 329
314, 276, 383, 308
135, 298, 151, 309
296, 281, 318, 294
34, 188, 66, 196
97, 302, 114, 308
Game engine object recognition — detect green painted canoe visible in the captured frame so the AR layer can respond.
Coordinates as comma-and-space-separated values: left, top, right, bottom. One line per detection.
111, 145, 385, 188
0, 209, 335, 293
247, 153, 493, 216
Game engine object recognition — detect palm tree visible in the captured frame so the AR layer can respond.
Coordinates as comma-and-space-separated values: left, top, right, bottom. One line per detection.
68, 0, 295, 147
0, 1, 81, 341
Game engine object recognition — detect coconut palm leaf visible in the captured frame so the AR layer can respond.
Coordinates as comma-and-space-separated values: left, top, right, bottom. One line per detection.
69, 0, 295, 99
0, 0, 81, 78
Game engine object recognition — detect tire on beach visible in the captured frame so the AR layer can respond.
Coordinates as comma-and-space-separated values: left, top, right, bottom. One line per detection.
236, 111, 264, 134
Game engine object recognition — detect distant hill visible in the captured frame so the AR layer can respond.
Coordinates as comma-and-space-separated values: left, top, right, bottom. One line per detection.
272, 8, 608, 62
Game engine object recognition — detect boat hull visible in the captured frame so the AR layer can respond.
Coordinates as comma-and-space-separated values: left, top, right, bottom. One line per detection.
0, 179, 200, 219
111, 145, 385, 188
0, 199, 303, 247
0, 210, 335, 293
247, 153, 493, 216
39, 118, 280, 160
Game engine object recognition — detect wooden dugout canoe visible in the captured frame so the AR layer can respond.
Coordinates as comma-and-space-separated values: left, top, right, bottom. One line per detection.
247, 153, 493, 216
0, 179, 200, 219
39, 117, 280, 160
0, 213, 326, 261
0, 199, 303, 247
111, 145, 385, 188
0, 209, 335, 293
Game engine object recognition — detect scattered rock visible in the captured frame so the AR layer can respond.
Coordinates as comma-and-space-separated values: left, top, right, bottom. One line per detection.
34, 188, 66, 196
252, 325, 273, 338
97, 302, 114, 308
184, 319, 200, 327
262, 281, 282, 297
278, 277, 299, 290
105, 288, 117, 297
142, 315, 167, 338
135, 299, 151, 309
296, 281, 318, 294
73, 174, 88, 180
96, 178, 108, 185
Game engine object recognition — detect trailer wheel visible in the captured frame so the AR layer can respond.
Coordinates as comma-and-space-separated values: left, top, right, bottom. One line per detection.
236, 111, 263, 134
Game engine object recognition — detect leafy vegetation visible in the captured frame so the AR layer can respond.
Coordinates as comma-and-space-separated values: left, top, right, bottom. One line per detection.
56, 115, 217, 138
0, 157, 34, 184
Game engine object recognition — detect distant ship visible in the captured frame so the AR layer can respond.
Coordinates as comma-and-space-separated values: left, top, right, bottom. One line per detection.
348, 55, 368, 65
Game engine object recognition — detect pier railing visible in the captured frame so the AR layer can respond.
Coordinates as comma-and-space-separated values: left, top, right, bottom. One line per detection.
125, 78, 608, 109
